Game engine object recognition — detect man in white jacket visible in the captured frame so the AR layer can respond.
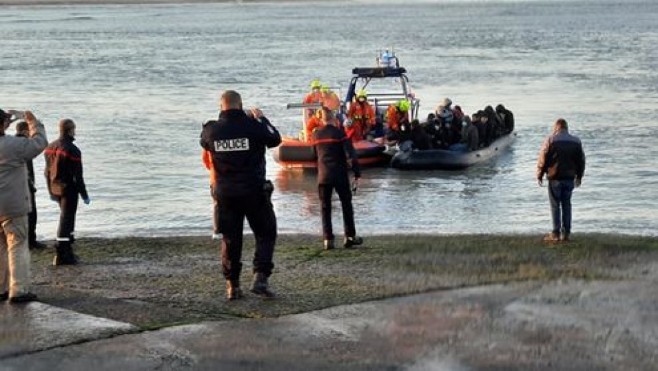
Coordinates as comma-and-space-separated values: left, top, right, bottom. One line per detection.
0, 109, 47, 303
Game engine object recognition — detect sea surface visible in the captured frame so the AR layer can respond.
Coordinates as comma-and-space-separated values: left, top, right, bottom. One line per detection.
1, 0, 657, 238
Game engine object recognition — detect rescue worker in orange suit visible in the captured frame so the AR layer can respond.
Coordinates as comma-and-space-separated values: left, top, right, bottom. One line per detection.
303, 79, 323, 124
304, 110, 323, 142
312, 107, 363, 250
345, 89, 375, 142
320, 84, 341, 112
45, 119, 90, 266
202, 149, 221, 240
200, 90, 281, 301
385, 99, 411, 143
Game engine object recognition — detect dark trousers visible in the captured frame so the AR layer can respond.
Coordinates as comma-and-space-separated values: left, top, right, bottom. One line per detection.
56, 191, 79, 257
548, 179, 575, 235
28, 191, 37, 244
218, 192, 277, 282
318, 182, 356, 240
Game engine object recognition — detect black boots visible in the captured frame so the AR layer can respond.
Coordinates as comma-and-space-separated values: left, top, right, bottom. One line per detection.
343, 236, 364, 249
225, 274, 275, 300
323, 239, 335, 250
226, 280, 242, 301
53, 241, 78, 266
324, 237, 364, 250
8, 292, 38, 304
250, 272, 275, 298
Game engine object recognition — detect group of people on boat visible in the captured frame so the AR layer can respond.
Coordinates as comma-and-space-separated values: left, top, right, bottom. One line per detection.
391, 98, 515, 152
300, 79, 515, 154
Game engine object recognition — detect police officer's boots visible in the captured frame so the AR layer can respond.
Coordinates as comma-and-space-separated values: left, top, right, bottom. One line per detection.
250, 273, 275, 298
226, 280, 242, 301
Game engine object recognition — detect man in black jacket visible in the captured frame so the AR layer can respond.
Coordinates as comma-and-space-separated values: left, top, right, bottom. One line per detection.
537, 118, 586, 242
200, 90, 281, 300
16, 121, 47, 250
312, 107, 363, 250
45, 119, 90, 265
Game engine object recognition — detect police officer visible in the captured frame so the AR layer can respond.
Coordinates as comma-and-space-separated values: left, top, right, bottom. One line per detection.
200, 90, 281, 301
312, 107, 363, 250
45, 119, 90, 266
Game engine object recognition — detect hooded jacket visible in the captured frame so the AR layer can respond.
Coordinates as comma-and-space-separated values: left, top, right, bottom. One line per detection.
0, 119, 47, 221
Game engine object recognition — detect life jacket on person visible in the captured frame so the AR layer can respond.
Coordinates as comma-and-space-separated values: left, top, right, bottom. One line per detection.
346, 90, 375, 142
386, 100, 410, 132
304, 79, 323, 104
304, 113, 323, 142
303, 79, 323, 125
320, 85, 341, 112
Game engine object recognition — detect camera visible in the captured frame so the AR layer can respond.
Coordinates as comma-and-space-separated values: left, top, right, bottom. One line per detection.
7, 110, 25, 121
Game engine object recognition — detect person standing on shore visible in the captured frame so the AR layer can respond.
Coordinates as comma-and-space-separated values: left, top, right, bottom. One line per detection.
312, 107, 363, 250
200, 90, 281, 301
45, 119, 90, 266
15, 121, 47, 250
0, 109, 48, 303
537, 118, 586, 242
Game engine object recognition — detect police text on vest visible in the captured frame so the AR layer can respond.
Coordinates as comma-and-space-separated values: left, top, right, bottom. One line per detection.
214, 138, 250, 152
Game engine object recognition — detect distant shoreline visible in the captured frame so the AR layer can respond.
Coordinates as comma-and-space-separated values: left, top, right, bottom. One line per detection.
0, 0, 326, 6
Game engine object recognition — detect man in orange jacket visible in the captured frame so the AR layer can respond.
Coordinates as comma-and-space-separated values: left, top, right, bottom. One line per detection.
320, 84, 341, 112
303, 79, 323, 124
304, 110, 323, 142
386, 99, 411, 141
346, 89, 375, 142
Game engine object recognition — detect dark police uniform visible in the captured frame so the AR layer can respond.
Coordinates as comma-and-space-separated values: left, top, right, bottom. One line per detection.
200, 109, 281, 285
312, 123, 361, 242
44, 134, 88, 264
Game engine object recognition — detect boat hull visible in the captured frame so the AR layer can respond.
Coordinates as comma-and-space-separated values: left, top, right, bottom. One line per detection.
390, 133, 517, 170
273, 137, 388, 169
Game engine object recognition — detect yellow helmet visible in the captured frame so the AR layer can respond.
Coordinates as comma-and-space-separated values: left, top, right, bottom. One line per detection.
397, 99, 411, 113
310, 79, 322, 89
321, 84, 330, 93
356, 89, 367, 99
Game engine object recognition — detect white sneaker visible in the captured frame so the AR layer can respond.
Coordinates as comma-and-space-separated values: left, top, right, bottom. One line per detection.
212, 233, 222, 240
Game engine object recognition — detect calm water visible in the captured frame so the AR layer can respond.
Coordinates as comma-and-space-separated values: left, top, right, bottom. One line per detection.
1, 0, 657, 238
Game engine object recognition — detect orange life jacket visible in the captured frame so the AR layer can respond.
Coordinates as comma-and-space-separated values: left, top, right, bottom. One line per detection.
305, 116, 323, 142
321, 92, 341, 111
348, 102, 375, 126
386, 105, 401, 131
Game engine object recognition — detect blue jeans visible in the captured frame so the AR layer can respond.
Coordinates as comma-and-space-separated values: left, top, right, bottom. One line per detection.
548, 179, 575, 235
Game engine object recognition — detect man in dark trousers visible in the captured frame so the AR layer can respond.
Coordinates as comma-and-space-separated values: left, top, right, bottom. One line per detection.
200, 90, 281, 301
537, 118, 586, 242
312, 107, 363, 250
45, 119, 90, 265
15, 121, 47, 250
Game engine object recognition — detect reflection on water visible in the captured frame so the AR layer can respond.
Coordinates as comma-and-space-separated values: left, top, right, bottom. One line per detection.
272, 151, 517, 236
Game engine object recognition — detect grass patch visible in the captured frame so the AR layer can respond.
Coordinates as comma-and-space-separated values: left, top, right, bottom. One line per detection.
30, 233, 658, 329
